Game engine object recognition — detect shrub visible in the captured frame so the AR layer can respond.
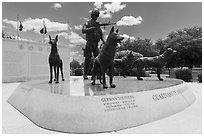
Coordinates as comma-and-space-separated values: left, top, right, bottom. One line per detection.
175, 69, 192, 82
74, 68, 83, 76
198, 74, 202, 83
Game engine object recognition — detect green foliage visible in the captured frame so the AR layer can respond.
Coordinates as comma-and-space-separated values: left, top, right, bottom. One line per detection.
70, 59, 84, 76
119, 37, 159, 57
70, 59, 81, 70
155, 26, 202, 69
175, 69, 192, 82
74, 68, 83, 76
198, 74, 202, 83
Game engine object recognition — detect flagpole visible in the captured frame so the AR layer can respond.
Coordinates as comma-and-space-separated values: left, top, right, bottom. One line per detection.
43, 19, 45, 44
67, 19, 69, 42
17, 15, 19, 41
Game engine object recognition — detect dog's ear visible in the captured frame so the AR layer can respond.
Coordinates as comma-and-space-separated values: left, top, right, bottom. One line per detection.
116, 29, 119, 33
109, 26, 114, 35
49, 35, 51, 41
55, 35, 58, 42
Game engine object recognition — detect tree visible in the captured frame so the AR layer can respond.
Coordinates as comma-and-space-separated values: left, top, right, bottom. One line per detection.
119, 37, 159, 57
154, 38, 167, 54
70, 59, 81, 70
155, 26, 202, 69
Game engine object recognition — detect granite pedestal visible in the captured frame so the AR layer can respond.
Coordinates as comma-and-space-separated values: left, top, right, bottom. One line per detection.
7, 76, 195, 133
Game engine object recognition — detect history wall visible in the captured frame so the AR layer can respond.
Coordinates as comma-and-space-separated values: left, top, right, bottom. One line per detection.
2, 39, 70, 83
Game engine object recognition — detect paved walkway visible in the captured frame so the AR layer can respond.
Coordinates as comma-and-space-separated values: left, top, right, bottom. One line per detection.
2, 80, 202, 134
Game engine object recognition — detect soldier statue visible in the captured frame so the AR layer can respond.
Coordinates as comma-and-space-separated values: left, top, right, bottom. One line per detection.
82, 9, 105, 80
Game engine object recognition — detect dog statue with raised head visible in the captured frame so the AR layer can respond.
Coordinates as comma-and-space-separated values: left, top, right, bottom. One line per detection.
92, 27, 124, 88
132, 48, 177, 81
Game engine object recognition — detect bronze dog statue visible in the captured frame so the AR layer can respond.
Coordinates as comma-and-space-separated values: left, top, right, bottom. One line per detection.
92, 27, 124, 88
132, 48, 177, 81
48, 35, 64, 83
114, 50, 143, 78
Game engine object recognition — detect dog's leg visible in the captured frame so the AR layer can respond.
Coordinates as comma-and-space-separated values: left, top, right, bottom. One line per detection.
157, 68, 163, 81
91, 60, 97, 85
49, 65, 53, 83
99, 74, 103, 84
110, 74, 116, 87
133, 60, 143, 80
92, 75, 96, 85
99, 67, 103, 84
54, 66, 57, 81
109, 66, 116, 88
56, 66, 59, 83
102, 73, 108, 89
60, 60, 65, 81
121, 66, 127, 78
102, 67, 108, 89
137, 68, 143, 80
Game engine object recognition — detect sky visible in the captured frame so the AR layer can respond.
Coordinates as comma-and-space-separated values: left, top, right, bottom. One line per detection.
2, 2, 202, 63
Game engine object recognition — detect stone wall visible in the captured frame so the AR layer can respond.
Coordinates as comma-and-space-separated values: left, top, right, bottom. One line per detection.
2, 39, 70, 83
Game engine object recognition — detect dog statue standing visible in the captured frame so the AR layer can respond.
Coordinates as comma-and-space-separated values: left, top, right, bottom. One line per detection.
114, 50, 143, 78
48, 35, 64, 83
92, 27, 124, 88
132, 48, 177, 81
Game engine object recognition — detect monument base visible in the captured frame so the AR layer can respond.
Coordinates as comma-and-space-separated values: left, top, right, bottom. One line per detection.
7, 76, 195, 133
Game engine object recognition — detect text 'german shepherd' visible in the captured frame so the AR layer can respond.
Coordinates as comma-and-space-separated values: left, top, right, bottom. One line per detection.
92, 27, 124, 89
132, 48, 177, 81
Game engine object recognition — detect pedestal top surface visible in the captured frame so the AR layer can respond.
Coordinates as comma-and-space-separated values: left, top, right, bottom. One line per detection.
21, 76, 183, 96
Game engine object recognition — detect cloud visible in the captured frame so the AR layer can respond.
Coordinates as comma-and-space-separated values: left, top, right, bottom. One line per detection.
93, 2, 126, 19
117, 16, 143, 26
74, 25, 82, 30
68, 32, 86, 45
104, 2, 126, 13
99, 10, 112, 19
57, 32, 68, 39
80, 17, 89, 22
52, 3, 62, 9
121, 34, 135, 42
58, 31, 86, 46
3, 19, 17, 28
94, 2, 103, 9
2, 25, 7, 28
3, 18, 69, 33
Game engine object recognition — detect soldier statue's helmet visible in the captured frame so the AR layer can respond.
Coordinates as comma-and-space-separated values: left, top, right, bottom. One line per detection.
91, 10, 100, 17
